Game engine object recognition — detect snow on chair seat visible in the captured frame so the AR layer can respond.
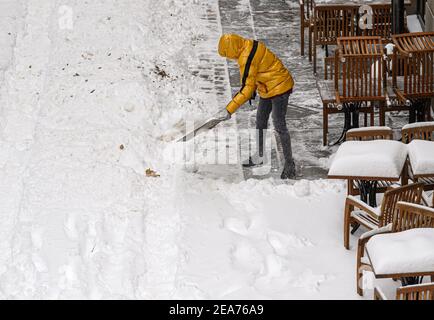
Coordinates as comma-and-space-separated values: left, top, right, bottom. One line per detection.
366, 228, 434, 276
328, 140, 408, 179
356, 201, 434, 296
351, 208, 381, 230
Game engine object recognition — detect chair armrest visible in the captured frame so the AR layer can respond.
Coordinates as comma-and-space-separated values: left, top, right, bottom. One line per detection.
422, 192, 433, 208
374, 287, 388, 300
346, 195, 380, 219
360, 223, 392, 240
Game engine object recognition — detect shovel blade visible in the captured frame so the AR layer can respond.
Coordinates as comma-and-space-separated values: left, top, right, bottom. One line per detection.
177, 117, 224, 142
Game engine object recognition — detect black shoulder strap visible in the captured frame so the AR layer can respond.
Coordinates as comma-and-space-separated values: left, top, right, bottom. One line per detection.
241, 40, 258, 89
231, 40, 258, 107
239, 40, 258, 105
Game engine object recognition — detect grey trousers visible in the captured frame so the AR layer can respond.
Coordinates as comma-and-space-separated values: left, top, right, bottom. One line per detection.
256, 91, 294, 165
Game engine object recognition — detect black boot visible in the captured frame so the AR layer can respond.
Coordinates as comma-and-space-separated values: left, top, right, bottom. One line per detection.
243, 129, 266, 168
281, 160, 296, 180
242, 155, 265, 167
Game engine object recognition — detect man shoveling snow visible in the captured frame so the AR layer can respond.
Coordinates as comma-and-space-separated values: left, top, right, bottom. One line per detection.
217, 34, 296, 179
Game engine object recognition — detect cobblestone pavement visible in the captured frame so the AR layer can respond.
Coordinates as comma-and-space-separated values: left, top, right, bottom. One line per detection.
218, 0, 412, 180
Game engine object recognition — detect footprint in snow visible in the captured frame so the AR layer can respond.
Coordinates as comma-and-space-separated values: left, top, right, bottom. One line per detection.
230, 241, 264, 274
31, 227, 44, 249
223, 217, 251, 236
291, 269, 329, 292
64, 214, 78, 240
266, 230, 313, 256
32, 253, 48, 273
293, 180, 311, 197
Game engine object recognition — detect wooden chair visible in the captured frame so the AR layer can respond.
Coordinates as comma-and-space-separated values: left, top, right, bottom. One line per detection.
402, 122, 434, 207
359, 4, 403, 43
330, 36, 386, 145
299, 0, 314, 57
319, 57, 377, 146
387, 32, 434, 124
374, 283, 434, 300
311, 4, 358, 74
346, 126, 393, 141
335, 36, 386, 103
344, 182, 424, 249
402, 122, 434, 143
357, 201, 434, 295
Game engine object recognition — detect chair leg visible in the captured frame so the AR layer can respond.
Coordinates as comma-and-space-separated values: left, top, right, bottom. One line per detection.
379, 104, 385, 126
364, 111, 368, 127
300, 24, 305, 56
344, 214, 351, 250
356, 242, 364, 296
370, 108, 375, 126
308, 25, 312, 62
401, 160, 409, 186
313, 45, 317, 74
357, 264, 363, 296
323, 105, 328, 146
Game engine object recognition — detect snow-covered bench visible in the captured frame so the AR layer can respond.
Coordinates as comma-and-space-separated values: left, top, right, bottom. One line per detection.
356, 201, 434, 296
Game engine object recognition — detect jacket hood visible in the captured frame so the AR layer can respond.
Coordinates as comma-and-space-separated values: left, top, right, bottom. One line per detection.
218, 34, 246, 59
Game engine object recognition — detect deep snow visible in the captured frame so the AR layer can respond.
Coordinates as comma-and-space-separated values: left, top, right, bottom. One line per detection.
0, 0, 406, 299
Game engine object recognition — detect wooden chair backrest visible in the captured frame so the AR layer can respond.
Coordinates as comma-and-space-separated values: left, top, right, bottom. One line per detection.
335, 36, 385, 101
379, 183, 424, 227
324, 56, 335, 80
346, 127, 393, 141
359, 4, 394, 42
393, 201, 434, 232
396, 283, 434, 300
402, 122, 434, 143
300, 0, 315, 20
313, 5, 358, 46
392, 32, 434, 98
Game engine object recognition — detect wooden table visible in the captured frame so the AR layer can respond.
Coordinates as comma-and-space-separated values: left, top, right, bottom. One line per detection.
328, 140, 408, 206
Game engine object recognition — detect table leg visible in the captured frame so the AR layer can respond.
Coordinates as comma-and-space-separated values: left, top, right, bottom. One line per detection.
356, 180, 378, 207
332, 102, 362, 146
409, 98, 430, 123
401, 276, 424, 286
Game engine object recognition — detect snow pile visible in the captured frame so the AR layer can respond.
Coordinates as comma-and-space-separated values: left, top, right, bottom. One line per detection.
366, 228, 434, 275
408, 140, 434, 176
0, 0, 230, 299
173, 177, 360, 299
328, 140, 408, 178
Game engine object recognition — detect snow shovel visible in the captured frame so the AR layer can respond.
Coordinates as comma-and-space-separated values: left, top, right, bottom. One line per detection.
177, 110, 229, 142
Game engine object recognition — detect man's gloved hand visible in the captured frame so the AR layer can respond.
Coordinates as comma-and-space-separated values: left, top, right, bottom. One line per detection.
215, 108, 231, 121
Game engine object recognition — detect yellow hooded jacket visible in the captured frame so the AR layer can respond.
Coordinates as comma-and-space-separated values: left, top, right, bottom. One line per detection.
218, 34, 294, 114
